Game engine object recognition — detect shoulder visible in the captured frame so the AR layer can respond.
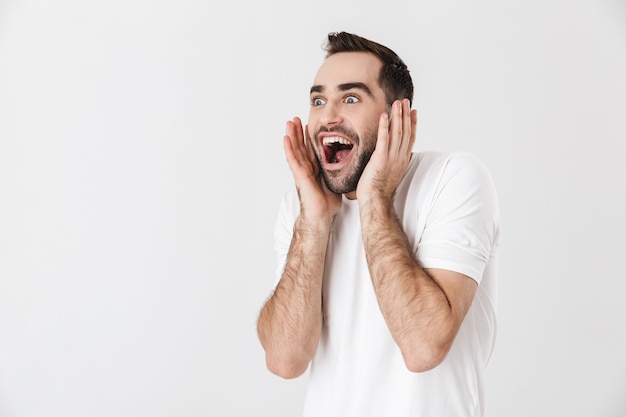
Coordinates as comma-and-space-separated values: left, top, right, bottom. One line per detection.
413, 151, 490, 172
404, 151, 500, 225
409, 151, 496, 189
402, 151, 494, 189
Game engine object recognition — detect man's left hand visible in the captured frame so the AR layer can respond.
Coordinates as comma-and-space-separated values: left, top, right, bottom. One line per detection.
356, 99, 418, 202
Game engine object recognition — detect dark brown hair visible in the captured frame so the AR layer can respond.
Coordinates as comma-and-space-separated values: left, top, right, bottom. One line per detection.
323, 32, 414, 106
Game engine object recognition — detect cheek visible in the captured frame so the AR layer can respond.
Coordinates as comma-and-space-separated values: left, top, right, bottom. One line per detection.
358, 113, 381, 132
360, 121, 381, 151
357, 111, 381, 130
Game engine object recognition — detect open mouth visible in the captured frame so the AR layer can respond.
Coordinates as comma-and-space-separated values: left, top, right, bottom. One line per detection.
322, 136, 354, 164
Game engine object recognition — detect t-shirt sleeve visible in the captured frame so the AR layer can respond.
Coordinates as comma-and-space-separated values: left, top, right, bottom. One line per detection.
272, 189, 300, 287
417, 152, 500, 283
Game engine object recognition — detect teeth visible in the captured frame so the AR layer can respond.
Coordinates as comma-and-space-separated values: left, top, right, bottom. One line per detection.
322, 136, 352, 146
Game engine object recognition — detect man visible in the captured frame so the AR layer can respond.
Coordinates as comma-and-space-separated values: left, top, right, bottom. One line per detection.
257, 32, 500, 417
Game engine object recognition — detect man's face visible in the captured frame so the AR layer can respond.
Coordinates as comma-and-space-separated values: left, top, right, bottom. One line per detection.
307, 52, 388, 197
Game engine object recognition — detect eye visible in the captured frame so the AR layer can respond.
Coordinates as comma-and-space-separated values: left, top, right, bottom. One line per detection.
345, 95, 360, 104
312, 97, 326, 106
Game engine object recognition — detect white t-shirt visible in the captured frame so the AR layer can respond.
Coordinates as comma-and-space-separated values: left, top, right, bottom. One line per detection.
273, 152, 500, 417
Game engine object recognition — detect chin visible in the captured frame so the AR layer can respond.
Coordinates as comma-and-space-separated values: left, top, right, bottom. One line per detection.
321, 168, 360, 195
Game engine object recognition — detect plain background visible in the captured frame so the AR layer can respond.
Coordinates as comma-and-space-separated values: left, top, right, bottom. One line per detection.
1, 0, 625, 416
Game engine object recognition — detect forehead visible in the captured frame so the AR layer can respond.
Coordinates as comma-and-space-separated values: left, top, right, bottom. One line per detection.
313, 52, 383, 90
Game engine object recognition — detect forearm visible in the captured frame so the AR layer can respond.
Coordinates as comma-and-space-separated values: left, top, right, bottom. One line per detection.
360, 196, 455, 371
257, 215, 331, 378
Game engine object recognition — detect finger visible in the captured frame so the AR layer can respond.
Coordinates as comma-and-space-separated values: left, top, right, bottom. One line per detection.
284, 118, 310, 173
399, 99, 413, 155
285, 120, 298, 149
304, 125, 320, 173
376, 111, 390, 155
407, 108, 418, 155
293, 116, 304, 144
286, 118, 306, 160
388, 100, 403, 155
283, 134, 301, 172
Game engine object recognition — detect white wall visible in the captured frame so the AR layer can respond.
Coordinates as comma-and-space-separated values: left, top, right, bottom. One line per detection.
1, 0, 625, 416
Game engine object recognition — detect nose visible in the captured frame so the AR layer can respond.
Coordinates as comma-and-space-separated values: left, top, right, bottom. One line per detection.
320, 101, 343, 126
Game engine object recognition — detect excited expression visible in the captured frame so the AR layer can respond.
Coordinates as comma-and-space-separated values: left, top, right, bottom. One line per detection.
307, 52, 389, 198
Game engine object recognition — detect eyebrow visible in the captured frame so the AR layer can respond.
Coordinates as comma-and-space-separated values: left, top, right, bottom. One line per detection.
310, 82, 374, 97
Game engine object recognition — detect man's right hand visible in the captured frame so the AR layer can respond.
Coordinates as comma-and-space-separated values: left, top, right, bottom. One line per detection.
283, 117, 342, 224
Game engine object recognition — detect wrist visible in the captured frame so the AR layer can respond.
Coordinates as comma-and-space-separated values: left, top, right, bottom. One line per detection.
357, 179, 396, 203
297, 212, 335, 234
358, 190, 394, 211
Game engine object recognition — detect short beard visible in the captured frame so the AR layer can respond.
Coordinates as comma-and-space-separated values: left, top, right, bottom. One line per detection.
317, 126, 377, 195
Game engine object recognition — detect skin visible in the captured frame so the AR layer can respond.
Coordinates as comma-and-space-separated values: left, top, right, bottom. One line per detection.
257, 51, 478, 378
